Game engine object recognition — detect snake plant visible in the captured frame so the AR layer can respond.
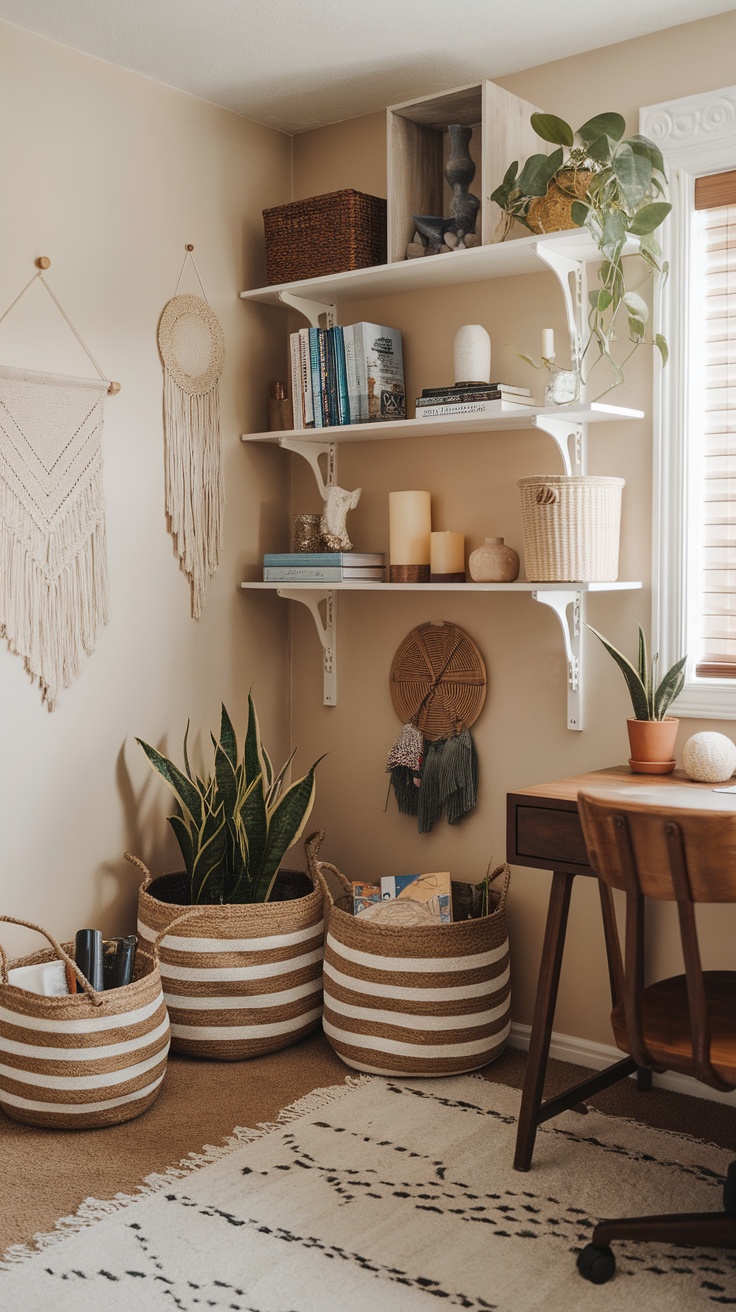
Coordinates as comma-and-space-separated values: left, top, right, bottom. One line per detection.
137, 697, 322, 904
587, 624, 686, 721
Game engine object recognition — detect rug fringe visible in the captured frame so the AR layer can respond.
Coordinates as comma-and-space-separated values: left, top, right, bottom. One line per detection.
0, 1075, 372, 1270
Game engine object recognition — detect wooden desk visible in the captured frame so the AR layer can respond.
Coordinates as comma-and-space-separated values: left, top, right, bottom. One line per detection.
506, 765, 725, 1171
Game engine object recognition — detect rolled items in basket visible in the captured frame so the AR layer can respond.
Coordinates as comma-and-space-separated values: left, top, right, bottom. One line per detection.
305, 832, 511, 1078
0, 916, 170, 1130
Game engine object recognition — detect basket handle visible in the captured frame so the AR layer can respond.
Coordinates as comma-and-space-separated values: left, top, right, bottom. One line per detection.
535, 485, 558, 506
0, 915, 105, 1005
486, 862, 511, 912
304, 830, 353, 908
124, 851, 153, 890
149, 905, 218, 956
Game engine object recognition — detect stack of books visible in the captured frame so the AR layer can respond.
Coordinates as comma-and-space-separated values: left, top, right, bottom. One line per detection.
263, 552, 385, 582
289, 323, 406, 430
414, 381, 538, 420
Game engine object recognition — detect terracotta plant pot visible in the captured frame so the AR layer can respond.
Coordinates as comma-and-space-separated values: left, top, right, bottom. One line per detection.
626, 717, 679, 774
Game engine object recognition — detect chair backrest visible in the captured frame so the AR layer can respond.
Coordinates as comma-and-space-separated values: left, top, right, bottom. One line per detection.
578, 790, 736, 1089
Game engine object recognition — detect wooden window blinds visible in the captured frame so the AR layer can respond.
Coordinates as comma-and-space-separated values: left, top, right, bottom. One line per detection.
694, 171, 736, 678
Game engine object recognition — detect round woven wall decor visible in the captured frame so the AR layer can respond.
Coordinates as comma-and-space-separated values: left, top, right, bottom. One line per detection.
389, 621, 487, 741
158, 294, 225, 396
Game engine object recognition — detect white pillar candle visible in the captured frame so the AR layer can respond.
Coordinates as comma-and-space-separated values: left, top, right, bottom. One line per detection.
541, 328, 555, 360
389, 491, 432, 564
430, 531, 465, 575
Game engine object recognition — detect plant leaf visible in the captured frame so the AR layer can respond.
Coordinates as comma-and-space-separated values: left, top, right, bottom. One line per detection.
655, 333, 669, 367
530, 112, 574, 146
252, 762, 321, 902
570, 200, 590, 228
136, 738, 202, 824
587, 625, 650, 719
628, 202, 672, 235
168, 813, 195, 884
612, 144, 652, 209
518, 148, 562, 197
626, 134, 666, 177
654, 656, 688, 719
191, 805, 227, 903
219, 705, 238, 770
577, 113, 626, 143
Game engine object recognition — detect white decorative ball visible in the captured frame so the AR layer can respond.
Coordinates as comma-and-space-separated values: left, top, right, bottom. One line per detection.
681, 732, 736, 783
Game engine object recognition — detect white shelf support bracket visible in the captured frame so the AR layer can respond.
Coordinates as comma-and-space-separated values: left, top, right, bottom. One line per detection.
278, 589, 337, 706
534, 242, 586, 378
533, 419, 586, 476
277, 290, 336, 329
279, 438, 336, 499
532, 589, 584, 731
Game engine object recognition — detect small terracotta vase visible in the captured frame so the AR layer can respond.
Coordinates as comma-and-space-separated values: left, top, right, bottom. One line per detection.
468, 537, 520, 583
626, 717, 679, 774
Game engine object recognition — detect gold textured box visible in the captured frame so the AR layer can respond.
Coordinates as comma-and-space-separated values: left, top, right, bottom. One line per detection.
262, 189, 387, 285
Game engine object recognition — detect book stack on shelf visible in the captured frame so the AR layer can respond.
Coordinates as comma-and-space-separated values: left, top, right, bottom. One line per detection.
415, 381, 538, 420
263, 552, 386, 582
289, 323, 406, 430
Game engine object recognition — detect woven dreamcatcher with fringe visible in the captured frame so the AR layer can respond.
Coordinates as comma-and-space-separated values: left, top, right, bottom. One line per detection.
158, 248, 224, 619
386, 621, 486, 832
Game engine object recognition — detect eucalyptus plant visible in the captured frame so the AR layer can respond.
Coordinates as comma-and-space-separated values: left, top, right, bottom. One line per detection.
587, 624, 686, 721
491, 111, 671, 397
137, 697, 322, 905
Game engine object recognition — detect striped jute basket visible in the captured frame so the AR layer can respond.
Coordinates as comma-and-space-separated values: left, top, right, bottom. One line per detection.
518, 474, 625, 582
129, 854, 325, 1060
0, 916, 169, 1129
305, 833, 511, 1077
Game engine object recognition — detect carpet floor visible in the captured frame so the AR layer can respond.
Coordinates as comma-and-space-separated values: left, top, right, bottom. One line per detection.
2, 1032, 736, 1259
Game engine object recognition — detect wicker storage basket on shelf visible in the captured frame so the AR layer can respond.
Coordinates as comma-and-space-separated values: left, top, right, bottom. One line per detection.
0, 916, 170, 1129
262, 189, 387, 285
518, 474, 625, 582
130, 855, 325, 1061
305, 832, 510, 1077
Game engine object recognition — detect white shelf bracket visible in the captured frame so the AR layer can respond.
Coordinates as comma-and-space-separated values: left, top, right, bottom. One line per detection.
278, 589, 337, 706
533, 419, 586, 476
534, 242, 586, 377
280, 438, 336, 498
277, 290, 336, 329
532, 589, 584, 731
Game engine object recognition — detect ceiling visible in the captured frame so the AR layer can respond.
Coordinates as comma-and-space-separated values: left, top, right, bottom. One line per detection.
0, 0, 735, 134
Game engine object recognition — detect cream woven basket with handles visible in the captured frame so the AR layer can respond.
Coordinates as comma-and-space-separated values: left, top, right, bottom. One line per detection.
0, 916, 170, 1129
305, 832, 511, 1077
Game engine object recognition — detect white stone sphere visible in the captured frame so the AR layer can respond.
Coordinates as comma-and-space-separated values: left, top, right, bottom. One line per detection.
681, 731, 736, 783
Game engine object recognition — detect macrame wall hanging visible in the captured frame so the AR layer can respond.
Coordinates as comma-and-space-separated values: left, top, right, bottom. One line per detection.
386, 620, 487, 833
158, 245, 225, 619
0, 257, 120, 711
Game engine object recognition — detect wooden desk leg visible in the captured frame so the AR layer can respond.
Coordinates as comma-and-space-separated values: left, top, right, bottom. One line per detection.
513, 870, 573, 1173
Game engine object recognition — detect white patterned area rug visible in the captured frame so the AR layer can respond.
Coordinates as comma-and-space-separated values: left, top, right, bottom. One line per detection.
1, 1075, 735, 1312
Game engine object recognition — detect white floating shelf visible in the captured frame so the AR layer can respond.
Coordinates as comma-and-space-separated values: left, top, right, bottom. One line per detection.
241, 402, 644, 447
240, 580, 643, 728
241, 229, 638, 308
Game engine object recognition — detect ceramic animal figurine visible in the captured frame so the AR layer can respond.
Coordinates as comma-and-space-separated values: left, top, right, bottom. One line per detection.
320, 485, 362, 551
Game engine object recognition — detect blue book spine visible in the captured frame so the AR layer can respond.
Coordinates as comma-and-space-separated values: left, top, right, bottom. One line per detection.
308, 328, 323, 429
325, 329, 340, 426
333, 327, 351, 425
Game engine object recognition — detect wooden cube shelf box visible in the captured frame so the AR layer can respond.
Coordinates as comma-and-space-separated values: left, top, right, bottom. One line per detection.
386, 80, 549, 263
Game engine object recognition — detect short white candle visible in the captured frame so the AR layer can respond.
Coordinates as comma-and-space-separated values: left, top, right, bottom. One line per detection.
430, 531, 465, 575
389, 491, 432, 565
541, 328, 555, 360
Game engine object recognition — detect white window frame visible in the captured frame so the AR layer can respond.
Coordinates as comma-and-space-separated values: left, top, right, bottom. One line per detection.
641, 86, 736, 719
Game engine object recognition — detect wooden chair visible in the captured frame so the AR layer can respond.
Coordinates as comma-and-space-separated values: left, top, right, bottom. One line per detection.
575, 789, 736, 1285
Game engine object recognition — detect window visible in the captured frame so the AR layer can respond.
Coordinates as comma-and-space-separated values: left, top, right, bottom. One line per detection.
641, 88, 736, 718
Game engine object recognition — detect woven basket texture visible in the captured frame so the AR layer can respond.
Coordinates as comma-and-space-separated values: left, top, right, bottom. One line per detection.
306, 833, 510, 1077
263, 189, 387, 285
0, 921, 169, 1130
518, 474, 625, 582
390, 621, 487, 741
135, 865, 325, 1061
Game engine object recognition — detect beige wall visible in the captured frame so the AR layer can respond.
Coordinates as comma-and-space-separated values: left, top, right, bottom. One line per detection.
290, 10, 736, 1048
0, 23, 293, 955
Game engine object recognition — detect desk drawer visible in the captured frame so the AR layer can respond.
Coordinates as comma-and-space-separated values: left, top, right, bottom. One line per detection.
513, 805, 591, 871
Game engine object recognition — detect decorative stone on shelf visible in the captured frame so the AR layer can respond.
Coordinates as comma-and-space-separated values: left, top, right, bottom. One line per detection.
682, 731, 736, 783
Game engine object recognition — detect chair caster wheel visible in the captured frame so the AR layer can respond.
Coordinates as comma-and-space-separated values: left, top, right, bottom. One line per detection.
724, 1162, 736, 1215
577, 1243, 616, 1284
